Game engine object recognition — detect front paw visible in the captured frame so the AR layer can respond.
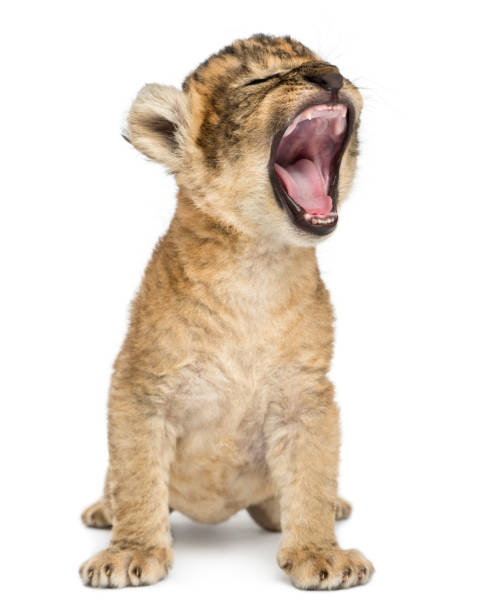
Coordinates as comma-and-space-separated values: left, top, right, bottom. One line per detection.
278, 545, 374, 590
79, 546, 172, 588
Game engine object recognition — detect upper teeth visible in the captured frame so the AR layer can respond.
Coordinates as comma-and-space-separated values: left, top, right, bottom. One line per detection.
282, 103, 347, 138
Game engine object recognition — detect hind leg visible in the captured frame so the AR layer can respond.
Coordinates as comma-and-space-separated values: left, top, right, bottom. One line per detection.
248, 496, 352, 532
334, 496, 352, 520
81, 469, 113, 529
248, 497, 281, 531
81, 498, 112, 528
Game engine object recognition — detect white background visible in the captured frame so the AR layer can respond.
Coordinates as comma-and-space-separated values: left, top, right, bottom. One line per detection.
1, 1, 490, 610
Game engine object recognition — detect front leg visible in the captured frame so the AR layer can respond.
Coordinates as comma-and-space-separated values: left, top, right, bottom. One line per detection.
80, 384, 175, 588
265, 381, 374, 590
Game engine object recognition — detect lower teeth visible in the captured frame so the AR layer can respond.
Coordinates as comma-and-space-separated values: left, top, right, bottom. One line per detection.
306, 215, 336, 225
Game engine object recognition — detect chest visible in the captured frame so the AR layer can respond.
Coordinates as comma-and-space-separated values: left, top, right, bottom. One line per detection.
159, 246, 334, 429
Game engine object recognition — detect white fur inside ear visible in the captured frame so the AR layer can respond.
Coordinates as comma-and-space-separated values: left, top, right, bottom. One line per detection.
127, 84, 189, 171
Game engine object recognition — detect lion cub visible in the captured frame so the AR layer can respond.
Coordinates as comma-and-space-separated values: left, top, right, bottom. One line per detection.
80, 34, 373, 590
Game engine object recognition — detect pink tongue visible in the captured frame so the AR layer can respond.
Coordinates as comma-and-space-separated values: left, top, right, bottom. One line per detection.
274, 159, 332, 215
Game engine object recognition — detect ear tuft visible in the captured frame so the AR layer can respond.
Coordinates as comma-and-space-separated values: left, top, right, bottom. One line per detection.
127, 84, 189, 172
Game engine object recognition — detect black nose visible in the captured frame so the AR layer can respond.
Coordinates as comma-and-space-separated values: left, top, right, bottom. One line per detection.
305, 71, 344, 93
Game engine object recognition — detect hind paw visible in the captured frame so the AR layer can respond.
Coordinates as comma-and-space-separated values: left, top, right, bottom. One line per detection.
81, 500, 112, 529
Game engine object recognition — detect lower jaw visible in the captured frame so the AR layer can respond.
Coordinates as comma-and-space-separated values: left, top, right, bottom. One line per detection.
269, 159, 341, 237
287, 207, 338, 236
271, 184, 339, 237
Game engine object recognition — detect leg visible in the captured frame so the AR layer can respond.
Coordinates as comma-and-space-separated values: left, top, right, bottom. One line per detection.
81, 469, 113, 528
80, 385, 175, 588
265, 382, 373, 590
248, 496, 351, 532
248, 498, 281, 532
335, 497, 352, 521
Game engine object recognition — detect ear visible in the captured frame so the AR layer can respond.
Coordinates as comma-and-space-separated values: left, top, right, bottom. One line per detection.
127, 84, 189, 172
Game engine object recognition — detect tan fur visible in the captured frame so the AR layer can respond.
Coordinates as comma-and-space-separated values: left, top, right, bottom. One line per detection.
80, 34, 373, 590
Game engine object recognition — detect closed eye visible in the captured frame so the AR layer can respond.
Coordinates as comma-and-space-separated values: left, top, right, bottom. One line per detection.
244, 73, 283, 86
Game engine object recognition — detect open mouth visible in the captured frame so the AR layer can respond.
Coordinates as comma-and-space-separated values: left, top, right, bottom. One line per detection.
269, 102, 352, 236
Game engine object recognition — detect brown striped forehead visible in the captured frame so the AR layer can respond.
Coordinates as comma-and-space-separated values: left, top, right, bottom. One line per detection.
182, 34, 318, 92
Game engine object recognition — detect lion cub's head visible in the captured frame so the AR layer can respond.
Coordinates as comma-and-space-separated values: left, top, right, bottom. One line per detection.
127, 34, 363, 246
